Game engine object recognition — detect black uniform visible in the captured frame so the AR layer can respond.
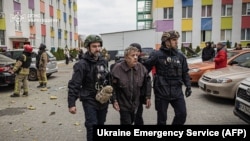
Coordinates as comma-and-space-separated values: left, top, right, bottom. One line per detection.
68, 52, 110, 141
143, 46, 191, 125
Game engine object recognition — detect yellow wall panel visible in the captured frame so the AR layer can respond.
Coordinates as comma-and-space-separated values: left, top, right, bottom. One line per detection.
63, 0, 66, 5
202, 0, 213, 5
0, 18, 6, 29
154, 0, 174, 8
57, 9, 61, 19
182, 19, 193, 31
221, 17, 232, 29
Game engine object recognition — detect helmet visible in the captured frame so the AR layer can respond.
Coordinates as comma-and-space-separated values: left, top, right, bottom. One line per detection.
130, 43, 142, 52
39, 43, 46, 50
24, 44, 33, 53
84, 34, 103, 48
161, 30, 180, 42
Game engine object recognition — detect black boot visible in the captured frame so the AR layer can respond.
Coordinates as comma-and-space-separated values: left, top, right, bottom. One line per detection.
23, 92, 28, 96
37, 83, 43, 88
41, 83, 46, 88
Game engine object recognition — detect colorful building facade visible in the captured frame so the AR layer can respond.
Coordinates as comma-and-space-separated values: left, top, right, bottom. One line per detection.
0, 0, 78, 50
138, 0, 250, 48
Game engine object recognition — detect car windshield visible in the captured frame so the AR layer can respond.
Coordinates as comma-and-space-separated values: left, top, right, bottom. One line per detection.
227, 51, 239, 59
238, 59, 250, 68
0, 54, 15, 63
142, 48, 154, 54
46, 51, 55, 58
117, 50, 124, 55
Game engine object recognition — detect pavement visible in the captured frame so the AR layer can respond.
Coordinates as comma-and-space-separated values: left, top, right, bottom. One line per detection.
0, 60, 248, 141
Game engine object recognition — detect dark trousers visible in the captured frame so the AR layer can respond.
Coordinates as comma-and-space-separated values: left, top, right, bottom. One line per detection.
119, 110, 136, 125
82, 103, 108, 141
134, 102, 144, 125
155, 96, 187, 125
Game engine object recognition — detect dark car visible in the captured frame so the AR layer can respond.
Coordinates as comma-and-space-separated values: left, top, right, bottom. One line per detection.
0, 54, 15, 86
141, 47, 154, 61
2, 49, 58, 81
114, 50, 125, 62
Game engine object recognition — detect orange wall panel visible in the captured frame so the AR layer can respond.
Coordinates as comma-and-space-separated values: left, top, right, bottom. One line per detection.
29, 26, 36, 34
242, 16, 250, 28
49, 5, 54, 17
41, 24, 46, 36
40, 1, 45, 13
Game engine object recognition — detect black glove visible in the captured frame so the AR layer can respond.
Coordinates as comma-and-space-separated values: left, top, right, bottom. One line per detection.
185, 87, 192, 97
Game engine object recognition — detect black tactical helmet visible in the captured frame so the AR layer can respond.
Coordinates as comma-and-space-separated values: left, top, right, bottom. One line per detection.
84, 34, 103, 48
39, 43, 46, 50
130, 43, 142, 52
161, 30, 180, 42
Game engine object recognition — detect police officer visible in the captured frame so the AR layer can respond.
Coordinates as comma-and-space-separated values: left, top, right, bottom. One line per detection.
68, 34, 111, 141
36, 43, 48, 91
10, 44, 32, 97
143, 30, 192, 125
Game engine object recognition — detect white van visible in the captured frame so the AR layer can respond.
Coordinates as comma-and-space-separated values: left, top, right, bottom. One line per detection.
233, 77, 250, 124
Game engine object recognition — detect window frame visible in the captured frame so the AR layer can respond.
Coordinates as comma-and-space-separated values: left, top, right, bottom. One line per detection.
182, 31, 192, 43
221, 29, 232, 41
163, 7, 173, 20
182, 6, 192, 18
222, 4, 233, 17
202, 5, 212, 17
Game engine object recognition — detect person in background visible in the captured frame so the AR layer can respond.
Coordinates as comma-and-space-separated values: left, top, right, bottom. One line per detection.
201, 41, 215, 61
78, 48, 84, 60
143, 30, 192, 125
36, 43, 48, 91
10, 44, 32, 97
129, 42, 152, 125
64, 48, 70, 64
214, 42, 227, 69
111, 46, 151, 125
235, 43, 242, 50
68, 34, 111, 141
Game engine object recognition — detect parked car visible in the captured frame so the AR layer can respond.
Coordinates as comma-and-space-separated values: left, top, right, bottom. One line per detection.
141, 47, 154, 61
189, 49, 250, 83
198, 59, 250, 100
0, 54, 15, 86
114, 50, 125, 62
233, 77, 250, 124
2, 49, 58, 81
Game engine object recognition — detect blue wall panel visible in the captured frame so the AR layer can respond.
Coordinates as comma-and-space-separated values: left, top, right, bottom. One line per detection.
201, 18, 212, 30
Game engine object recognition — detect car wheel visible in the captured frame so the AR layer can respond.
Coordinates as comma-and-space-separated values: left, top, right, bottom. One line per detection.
29, 68, 38, 81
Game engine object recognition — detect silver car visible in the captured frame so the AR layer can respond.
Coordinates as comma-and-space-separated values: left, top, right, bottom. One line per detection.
2, 49, 58, 81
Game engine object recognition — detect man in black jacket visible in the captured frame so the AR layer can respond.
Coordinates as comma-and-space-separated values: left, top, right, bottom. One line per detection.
68, 34, 111, 141
202, 41, 215, 61
143, 30, 192, 125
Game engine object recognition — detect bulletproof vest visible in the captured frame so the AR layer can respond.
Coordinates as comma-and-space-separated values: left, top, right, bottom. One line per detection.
82, 59, 110, 91
94, 62, 110, 91
20, 54, 32, 68
157, 55, 182, 79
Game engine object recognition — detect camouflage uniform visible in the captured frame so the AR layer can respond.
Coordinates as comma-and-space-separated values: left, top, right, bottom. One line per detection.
36, 43, 48, 90
10, 45, 32, 97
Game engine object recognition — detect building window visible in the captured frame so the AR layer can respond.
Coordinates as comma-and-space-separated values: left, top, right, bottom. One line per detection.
221, 30, 232, 41
65, 39, 67, 46
241, 29, 250, 40
0, 30, 5, 45
57, 19, 61, 28
202, 5, 212, 17
30, 34, 35, 46
14, 16, 22, 31
163, 7, 173, 19
182, 6, 192, 18
201, 30, 211, 42
58, 38, 61, 47
222, 4, 232, 16
57, 0, 60, 9
40, 13, 45, 24
242, 3, 250, 15
182, 31, 192, 43
49, 0, 53, 5
51, 37, 54, 47
41, 35, 46, 44
70, 39, 72, 47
